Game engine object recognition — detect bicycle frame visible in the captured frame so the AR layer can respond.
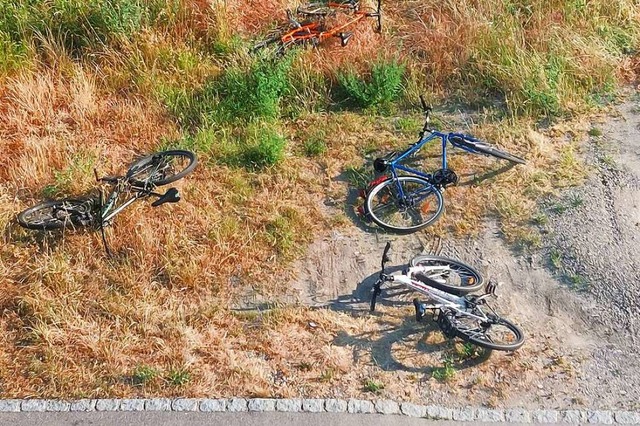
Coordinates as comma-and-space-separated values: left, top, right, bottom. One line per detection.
386, 267, 490, 323
280, 0, 380, 46
99, 181, 151, 225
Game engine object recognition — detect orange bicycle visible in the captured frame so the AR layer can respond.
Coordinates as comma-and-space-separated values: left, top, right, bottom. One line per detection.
253, 0, 381, 54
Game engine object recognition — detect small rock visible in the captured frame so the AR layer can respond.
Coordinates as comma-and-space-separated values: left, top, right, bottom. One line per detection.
95, 399, 120, 411
505, 408, 530, 423
21, 400, 47, 412
587, 410, 614, 424
248, 399, 276, 412
119, 399, 144, 411
0, 400, 21, 412
474, 408, 505, 422
401, 402, 427, 418
615, 411, 640, 424
374, 400, 400, 415
172, 398, 199, 412
70, 399, 96, 412
347, 399, 374, 414
302, 399, 325, 413
276, 399, 302, 412
46, 400, 71, 412
227, 398, 248, 412
532, 409, 559, 423
200, 399, 226, 412
325, 399, 347, 413
452, 408, 474, 422
145, 399, 171, 411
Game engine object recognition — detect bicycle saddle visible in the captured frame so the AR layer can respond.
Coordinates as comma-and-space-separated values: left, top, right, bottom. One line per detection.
152, 188, 180, 207
339, 31, 353, 46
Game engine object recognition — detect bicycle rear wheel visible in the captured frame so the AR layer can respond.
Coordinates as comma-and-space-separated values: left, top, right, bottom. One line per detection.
17, 199, 94, 230
409, 255, 484, 295
126, 150, 197, 187
365, 176, 444, 233
443, 310, 525, 351
451, 137, 526, 165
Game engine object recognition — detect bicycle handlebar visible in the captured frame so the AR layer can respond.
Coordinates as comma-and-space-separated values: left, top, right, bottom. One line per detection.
418, 95, 433, 133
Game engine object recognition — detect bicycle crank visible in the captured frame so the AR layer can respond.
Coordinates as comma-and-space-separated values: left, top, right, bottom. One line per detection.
437, 309, 457, 338
431, 168, 458, 188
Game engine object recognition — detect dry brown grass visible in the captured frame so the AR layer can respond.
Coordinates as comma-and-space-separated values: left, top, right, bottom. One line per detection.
0, 0, 636, 402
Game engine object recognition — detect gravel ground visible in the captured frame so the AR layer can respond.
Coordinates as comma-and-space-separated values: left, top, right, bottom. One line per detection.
284, 96, 640, 411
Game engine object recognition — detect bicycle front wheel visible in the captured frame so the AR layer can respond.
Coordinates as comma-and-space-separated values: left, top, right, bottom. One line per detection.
127, 150, 197, 187
409, 255, 484, 295
17, 199, 94, 230
365, 176, 444, 233
452, 137, 526, 165
445, 310, 525, 351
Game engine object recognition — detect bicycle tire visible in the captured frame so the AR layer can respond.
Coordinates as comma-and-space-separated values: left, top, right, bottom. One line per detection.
365, 176, 444, 233
452, 137, 526, 165
445, 310, 525, 351
126, 150, 197, 187
297, 3, 335, 17
409, 255, 484, 295
17, 199, 94, 230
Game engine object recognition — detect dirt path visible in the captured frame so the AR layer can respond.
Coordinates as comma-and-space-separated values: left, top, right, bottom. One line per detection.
263, 96, 640, 411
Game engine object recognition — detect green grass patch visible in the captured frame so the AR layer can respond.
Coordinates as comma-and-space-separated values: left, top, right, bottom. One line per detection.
336, 59, 405, 113
130, 365, 160, 387
432, 357, 456, 382
363, 378, 384, 394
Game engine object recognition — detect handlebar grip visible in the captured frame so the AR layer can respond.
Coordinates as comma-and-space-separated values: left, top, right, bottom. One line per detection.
370, 282, 381, 312
382, 241, 391, 263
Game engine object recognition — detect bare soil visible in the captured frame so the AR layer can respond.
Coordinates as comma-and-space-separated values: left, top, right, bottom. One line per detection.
283, 95, 640, 411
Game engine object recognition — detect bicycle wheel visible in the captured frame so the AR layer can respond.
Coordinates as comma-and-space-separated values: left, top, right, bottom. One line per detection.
297, 3, 335, 17
443, 310, 525, 351
452, 137, 526, 165
126, 150, 197, 187
365, 176, 444, 233
409, 255, 484, 295
17, 199, 94, 230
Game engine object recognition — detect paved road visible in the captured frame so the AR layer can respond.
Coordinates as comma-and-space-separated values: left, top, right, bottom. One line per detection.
0, 412, 499, 426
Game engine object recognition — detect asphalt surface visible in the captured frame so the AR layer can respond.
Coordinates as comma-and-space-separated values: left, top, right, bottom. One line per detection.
0, 412, 496, 426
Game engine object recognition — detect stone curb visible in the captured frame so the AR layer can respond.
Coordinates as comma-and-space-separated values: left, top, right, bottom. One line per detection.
0, 399, 638, 423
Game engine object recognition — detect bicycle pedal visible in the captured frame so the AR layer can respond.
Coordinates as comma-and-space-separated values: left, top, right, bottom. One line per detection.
413, 298, 426, 322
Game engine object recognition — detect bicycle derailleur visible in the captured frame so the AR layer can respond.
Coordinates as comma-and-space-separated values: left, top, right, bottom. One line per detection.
429, 168, 458, 189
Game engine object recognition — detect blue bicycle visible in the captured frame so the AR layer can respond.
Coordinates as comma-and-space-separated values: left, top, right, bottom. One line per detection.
360, 97, 525, 233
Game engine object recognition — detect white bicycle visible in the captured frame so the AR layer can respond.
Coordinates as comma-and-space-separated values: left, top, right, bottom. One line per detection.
370, 242, 524, 351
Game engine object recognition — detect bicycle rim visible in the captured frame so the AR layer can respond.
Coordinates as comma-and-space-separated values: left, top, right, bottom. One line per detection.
17, 199, 93, 230
409, 255, 484, 294
127, 150, 197, 186
366, 176, 444, 233
449, 312, 524, 351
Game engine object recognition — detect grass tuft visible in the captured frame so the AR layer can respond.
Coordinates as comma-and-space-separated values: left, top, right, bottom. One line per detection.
336, 58, 405, 113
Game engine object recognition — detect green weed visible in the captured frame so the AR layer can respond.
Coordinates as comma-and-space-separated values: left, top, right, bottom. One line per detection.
343, 165, 369, 188
569, 194, 584, 208
550, 249, 563, 270
363, 378, 385, 393
264, 208, 302, 258
566, 273, 588, 291
237, 123, 286, 170
166, 367, 191, 386
336, 59, 405, 113
532, 212, 548, 226
588, 127, 602, 137
130, 365, 159, 386
432, 357, 456, 382
303, 130, 327, 157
